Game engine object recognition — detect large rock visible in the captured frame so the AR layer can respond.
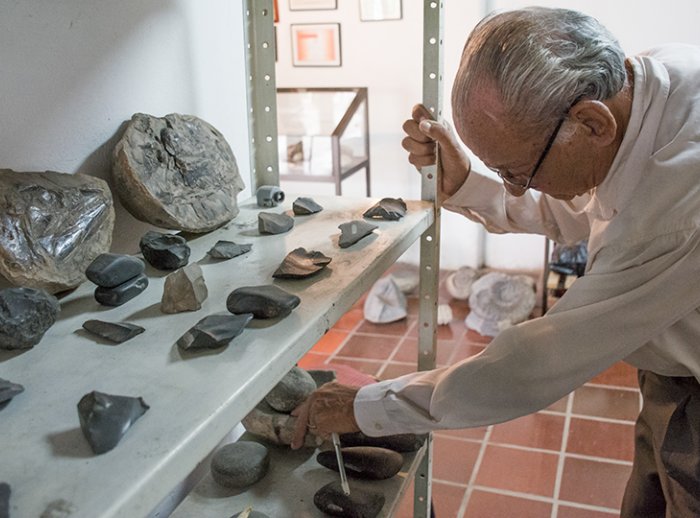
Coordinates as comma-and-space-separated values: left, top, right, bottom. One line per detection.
161, 263, 208, 313
211, 441, 269, 489
264, 366, 316, 413
0, 169, 114, 293
112, 113, 245, 232
314, 481, 385, 518
242, 400, 323, 448
317, 446, 403, 480
0, 287, 59, 350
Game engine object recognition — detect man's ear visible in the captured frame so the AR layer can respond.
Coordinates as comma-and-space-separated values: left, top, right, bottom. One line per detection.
570, 100, 617, 147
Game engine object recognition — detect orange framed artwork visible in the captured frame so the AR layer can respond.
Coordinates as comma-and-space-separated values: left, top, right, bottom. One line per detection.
290, 23, 341, 67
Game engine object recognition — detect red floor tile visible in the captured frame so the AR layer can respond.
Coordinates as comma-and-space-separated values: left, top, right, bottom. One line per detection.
297, 352, 329, 370
432, 435, 481, 484
590, 362, 639, 388
489, 413, 565, 451
336, 333, 401, 361
310, 329, 348, 354
378, 362, 418, 380
356, 316, 415, 336
435, 427, 488, 441
566, 417, 635, 461
392, 337, 453, 365
332, 307, 364, 331
572, 385, 640, 421
559, 457, 631, 509
557, 505, 619, 518
464, 328, 493, 345
465, 489, 552, 518
475, 444, 559, 497
325, 358, 380, 378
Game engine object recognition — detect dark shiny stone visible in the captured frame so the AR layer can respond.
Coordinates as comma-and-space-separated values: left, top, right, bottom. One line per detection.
0, 482, 9, 518
211, 441, 269, 489
0, 378, 24, 409
313, 481, 385, 518
338, 220, 378, 249
292, 197, 323, 215
82, 320, 145, 344
317, 446, 403, 480
177, 313, 253, 351
207, 240, 252, 260
272, 247, 331, 279
85, 253, 145, 288
340, 431, 425, 452
77, 391, 149, 454
139, 231, 190, 270
94, 274, 148, 307
226, 285, 300, 319
0, 287, 59, 350
363, 197, 407, 221
264, 366, 316, 413
258, 212, 294, 235
308, 369, 337, 388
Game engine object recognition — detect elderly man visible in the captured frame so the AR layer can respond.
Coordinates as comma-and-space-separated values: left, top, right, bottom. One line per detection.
293, 7, 700, 515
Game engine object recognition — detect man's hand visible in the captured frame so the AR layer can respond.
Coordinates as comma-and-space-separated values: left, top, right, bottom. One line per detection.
290, 382, 361, 450
402, 104, 472, 203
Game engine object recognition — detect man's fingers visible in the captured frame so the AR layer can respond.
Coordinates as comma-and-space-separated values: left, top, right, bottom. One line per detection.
411, 103, 433, 123
290, 399, 311, 450
402, 119, 433, 143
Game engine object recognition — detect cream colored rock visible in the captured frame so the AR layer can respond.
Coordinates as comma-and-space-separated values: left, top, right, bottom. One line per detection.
161, 263, 208, 313
363, 276, 407, 324
445, 266, 478, 300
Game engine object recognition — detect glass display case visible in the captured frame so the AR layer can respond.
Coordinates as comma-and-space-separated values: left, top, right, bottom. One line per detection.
277, 87, 370, 196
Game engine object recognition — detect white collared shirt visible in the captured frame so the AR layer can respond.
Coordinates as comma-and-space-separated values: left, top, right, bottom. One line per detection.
355, 44, 700, 435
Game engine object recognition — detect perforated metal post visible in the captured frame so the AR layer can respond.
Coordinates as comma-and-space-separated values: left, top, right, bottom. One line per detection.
414, 1, 443, 516
244, 0, 279, 190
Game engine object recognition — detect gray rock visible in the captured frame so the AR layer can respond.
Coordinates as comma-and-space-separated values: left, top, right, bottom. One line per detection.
207, 240, 252, 260
139, 231, 190, 270
317, 446, 403, 480
0, 169, 115, 293
338, 220, 378, 248
211, 441, 269, 489
112, 113, 245, 232
0, 483, 9, 518
363, 277, 407, 324
86, 253, 145, 288
161, 263, 208, 313
230, 510, 269, 518
308, 369, 337, 388
242, 400, 323, 448
0, 378, 24, 410
258, 212, 294, 235
363, 197, 407, 221
94, 274, 148, 307
40, 499, 75, 518
314, 481, 385, 518
340, 431, 425, 453
272, 247, 331, 279
264, 366, 316, 413
0, 287, 59, 350
77, 391, 149, 455
226, 285, 300, 319
82, 320, 145, 344
176, 313, 253, 351
292, 197, 323, 215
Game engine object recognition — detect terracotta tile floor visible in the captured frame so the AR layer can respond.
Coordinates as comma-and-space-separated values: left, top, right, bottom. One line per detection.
299, 267, 640, 517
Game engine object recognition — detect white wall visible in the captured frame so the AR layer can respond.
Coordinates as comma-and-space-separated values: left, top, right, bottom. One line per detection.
0, 0, 251, 255
275, 0, 700, 270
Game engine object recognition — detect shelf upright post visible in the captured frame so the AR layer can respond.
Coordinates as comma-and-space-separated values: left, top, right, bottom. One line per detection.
415, 1, 443, 516
244, 0, 279, 190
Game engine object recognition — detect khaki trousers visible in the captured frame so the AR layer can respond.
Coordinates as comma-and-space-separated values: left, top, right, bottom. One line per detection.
621, 370, 700, 518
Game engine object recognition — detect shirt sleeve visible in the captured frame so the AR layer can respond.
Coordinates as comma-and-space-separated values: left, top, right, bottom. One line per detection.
354, 229, 700, 436
442, 171, 592, 245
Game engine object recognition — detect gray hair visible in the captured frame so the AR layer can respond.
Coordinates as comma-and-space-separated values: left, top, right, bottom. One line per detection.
452, 7, 627, 132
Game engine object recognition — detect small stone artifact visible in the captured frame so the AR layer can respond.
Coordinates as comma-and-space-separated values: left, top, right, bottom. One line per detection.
86, 253, 145, 288
0, 378, 24, 409
363, 197, 407, 221
82, 320, 145, 344
272, 248, 331, 279
161, 263, 208, 313
77, 390, 149, 454
207, 240, 252, 260
230, 509, 269, 518
256, 185, 285, 208
314, 481, 385, 518
112, 112, 245, 232
226, 285, 300, 319
445, 266, 478, 300
317, 446, 403, 480
176, 313, 253, 351
340, 431, 425, 452
139, 231, 190, 270
258, 212, 294, 235
292, 197, 323, 215
363, 276, 407, 324
0, 287, 59, 350
94, 274, 149, 307
0, 482, 9, 518
0, 169, 115, 293
466, 272, 536, 337
211, 441, 270, 489
264, 366, 316, 413
338, 220, 378, 248
242, 400, 323, 448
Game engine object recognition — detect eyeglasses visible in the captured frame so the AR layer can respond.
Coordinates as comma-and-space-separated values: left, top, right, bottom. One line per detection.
487, 108, 570, 196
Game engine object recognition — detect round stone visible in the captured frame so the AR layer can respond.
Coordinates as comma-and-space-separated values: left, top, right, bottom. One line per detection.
211, 441, 269, 489
264, 366, 316, 413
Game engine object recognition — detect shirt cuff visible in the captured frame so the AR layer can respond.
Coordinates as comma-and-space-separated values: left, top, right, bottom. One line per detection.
354, 381, 413, 437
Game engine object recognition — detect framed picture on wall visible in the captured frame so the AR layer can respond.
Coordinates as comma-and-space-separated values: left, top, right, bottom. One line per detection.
289, 0, 337, 11
359, 0, 402, 21
291, 23, 342, 67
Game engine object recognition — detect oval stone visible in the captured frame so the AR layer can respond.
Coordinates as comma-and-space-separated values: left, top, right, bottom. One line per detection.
211, 441, 269, 489
226, 285, 300, 319
313, 481, 385, 518
86, 253, 145, 288
317, 446, 403, 480
94, 274, 148, 307
264, 366, 316, 413
139, 231, 190, 271
0, 287, 59, 350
